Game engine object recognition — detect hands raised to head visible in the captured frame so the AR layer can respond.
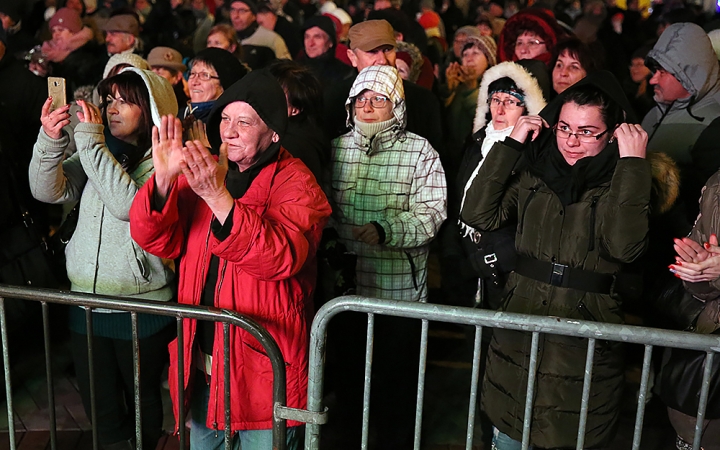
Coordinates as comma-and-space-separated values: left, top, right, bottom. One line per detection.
613, 123, 647, 159
509, 115, 549, 144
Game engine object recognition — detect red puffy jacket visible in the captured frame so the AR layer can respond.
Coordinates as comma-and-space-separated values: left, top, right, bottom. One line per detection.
129, 148, 331, 431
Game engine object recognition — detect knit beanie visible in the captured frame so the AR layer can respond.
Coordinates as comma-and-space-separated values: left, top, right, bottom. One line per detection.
418, 11, 440, 30
0, 2, 21, 24
455, 25, 481, 39
49, 8, 83, 34
230, 0, 258, 14
463, 35, 498, 67
488, 77, 524, 103
303, 15, 337, 48
192, 47, 248, 90
206, 68, 288, 150
103, 53, 151, 79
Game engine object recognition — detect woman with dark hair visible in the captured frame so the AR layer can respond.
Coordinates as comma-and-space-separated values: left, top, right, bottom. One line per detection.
462, 72, 650, 450
552, 37, 605, 94
29, 69, 178, 450
267, 59, 328, 184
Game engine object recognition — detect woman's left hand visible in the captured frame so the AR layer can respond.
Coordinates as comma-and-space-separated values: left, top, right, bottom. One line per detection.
614, 123, 647, 159
670, 255, 720, 283
76, 100, 103, 125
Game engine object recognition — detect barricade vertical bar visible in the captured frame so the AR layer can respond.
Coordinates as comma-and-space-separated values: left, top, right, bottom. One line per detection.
576, 338, 596, 450
465, 325, 483, 450
692, 351, 715, 450
86, 307, 99, 450
42, 302, 57, 450
177, 318, 186, 450
304, 309, 330, 450
521, 332, 540, 450
0, 297, 16, 450
413, 319, 429, 450
131, 312, 142, 450
631, 344, 653, 450
361, 313, 375, 450
224, 323, 232, 450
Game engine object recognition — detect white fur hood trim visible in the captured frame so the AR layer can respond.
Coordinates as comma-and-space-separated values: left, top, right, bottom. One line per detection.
473, 61, 547, 133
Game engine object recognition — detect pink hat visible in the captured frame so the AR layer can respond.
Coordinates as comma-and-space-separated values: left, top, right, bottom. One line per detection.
49, 8, 83, 34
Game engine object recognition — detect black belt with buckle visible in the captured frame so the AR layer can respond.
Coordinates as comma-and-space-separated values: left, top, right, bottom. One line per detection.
515, 256, 614, 294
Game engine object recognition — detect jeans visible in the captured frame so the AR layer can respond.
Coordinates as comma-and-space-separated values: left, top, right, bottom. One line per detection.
492, 427, 533, 450
190, 372, 303, 450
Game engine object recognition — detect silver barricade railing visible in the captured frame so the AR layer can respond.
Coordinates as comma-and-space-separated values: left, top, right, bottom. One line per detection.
305, 296, 720, 450
0, 284, 298, 450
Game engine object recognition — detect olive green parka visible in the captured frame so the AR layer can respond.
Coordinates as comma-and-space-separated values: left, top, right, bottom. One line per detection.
461, 72, 652, 448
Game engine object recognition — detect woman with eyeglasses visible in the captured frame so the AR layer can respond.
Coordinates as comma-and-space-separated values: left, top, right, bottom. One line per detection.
461, 72, 651, 450
447, 60, 548, 311
181, 48, 248, 144
497, 9, 567, 68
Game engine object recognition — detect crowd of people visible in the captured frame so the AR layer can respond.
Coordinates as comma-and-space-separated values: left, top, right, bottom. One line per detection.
3, 0, 720, 448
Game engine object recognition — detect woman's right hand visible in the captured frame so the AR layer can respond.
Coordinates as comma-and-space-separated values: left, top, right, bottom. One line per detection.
41, 97, 71, 140
152, 115, 186, 199
509, 115, 548, 144
614, 123, 647, 159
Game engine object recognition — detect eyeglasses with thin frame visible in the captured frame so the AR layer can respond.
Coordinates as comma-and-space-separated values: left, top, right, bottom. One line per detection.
489, 96, 524, 110
515, 39, 545, 48
355, 95, 389, 109
188, 71, 220, 81
230, 7, 252, 13
553, 124, 610, 143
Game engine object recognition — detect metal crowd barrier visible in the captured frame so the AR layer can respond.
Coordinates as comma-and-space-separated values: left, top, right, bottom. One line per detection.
304, 295, 720, 450
0, 284, 302, 450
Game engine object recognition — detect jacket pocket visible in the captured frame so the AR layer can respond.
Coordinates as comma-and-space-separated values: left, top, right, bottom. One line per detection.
378, 180, 411, 211
126, 241, 151, 284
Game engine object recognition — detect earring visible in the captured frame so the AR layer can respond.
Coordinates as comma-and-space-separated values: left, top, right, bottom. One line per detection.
608, 137, 615, 144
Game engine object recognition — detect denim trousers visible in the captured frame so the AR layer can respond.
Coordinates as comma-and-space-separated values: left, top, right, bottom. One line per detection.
492, 427, 533, 450
189, 371, 303, 450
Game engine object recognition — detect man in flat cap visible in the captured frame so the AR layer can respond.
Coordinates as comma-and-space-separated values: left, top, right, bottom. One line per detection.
323, 19, 443, 154
103, 12, 141, 55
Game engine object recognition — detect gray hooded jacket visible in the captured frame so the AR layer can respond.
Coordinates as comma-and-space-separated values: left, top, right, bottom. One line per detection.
642, 23, 720, 167
29, 68, 178, 301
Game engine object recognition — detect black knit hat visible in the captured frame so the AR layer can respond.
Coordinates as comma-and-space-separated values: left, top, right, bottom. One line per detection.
207, 68, 288, 150
302, 15, 337, 48
191, 47, 248, 90
488, 77, 525, 103
230, 0, 258, 14
0, 1, 21, 24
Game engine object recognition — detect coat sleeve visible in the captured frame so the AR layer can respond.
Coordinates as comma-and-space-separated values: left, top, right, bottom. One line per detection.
28, 128, 87, 204
683, 171, 720, 299
74, 123, 152, 221
460, 139, 521, 231
598, 157, 652, 263
130, 175, 193, 260
377, 142, 447, 249
210, 166, 332, 281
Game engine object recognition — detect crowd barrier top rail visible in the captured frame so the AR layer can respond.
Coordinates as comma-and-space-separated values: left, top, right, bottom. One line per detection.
0, 284, 292, 450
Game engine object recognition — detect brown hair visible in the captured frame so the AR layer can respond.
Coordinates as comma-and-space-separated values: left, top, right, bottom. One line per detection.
207, 24, 244, 60
97, 71, 153, 154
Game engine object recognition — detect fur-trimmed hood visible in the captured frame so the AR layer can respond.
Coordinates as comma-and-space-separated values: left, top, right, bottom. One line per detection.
473, 60, 548, 133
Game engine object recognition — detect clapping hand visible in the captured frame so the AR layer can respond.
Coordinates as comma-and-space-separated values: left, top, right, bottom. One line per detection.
670, 234, 720, 283
152, 115, 186, 200
614, 123, 647, 159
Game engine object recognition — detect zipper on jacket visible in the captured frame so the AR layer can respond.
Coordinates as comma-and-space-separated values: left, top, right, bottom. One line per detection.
404, 251, 419, 290
212, 259, 228, 434
577, 300, 597, 322
588, 197, 599, 252
519, 187, 538, 234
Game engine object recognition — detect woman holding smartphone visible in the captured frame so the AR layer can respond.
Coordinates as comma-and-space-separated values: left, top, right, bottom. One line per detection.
29, 68, 177, 450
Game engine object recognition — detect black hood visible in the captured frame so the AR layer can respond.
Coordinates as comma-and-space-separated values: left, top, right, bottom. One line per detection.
302, 15, 337, 51
207, 68, 288, 151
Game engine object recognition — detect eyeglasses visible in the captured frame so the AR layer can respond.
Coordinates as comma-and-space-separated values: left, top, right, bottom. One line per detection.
489, 96, 524, 109
230, 7, 252, 13
553, 125, 610, 143
515, 39, 545, 48
355, 95, 389, 109
189, 71, 220, 81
